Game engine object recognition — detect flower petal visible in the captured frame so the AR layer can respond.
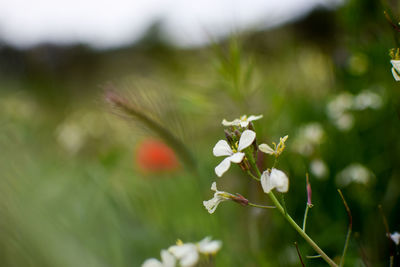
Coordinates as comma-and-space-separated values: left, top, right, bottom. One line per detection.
258, 143, 275, 155
142, 259, 163, 267
392, 68, 400, 81
161, 250, 176, 267
237, 130, 256, 151
271, 168, 289, 193
203, 197, 220, 214
215, 157, 231, 177
213, 140, 233, 157
261, 169, 289, 193
239, 120, 249, 127
197, 237, 222, 254
211, 182, 217, 191
222, 119, 240, 126
390, 232, 400, 245
260, 170, 274, 193
247, 115, 263, 122
228, 152, 245, 163
180, 249, 199, 267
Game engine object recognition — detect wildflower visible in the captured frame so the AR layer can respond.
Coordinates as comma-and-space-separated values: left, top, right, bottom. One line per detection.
222, 114, 263, 128
197, 237, 222, 254
336, 163, 374, 187
169, 242, 199, 267
391, 60, 400, 81
259, 135, 288, 157
203, 182, 235, 214
136, 139, 179, 173
213, 129, 256, 177
261, 168, 289, 193
310, 159, 328, 179
390, 232, 400, 245
142, 250, 176, 267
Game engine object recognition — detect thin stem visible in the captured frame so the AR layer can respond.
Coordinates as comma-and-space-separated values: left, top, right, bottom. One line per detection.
247, 171, 260, 181
294, 242, 305, 267
303, 205, 310, 232
246, 151, 338, 266
338, 189, 352, 267
307, 255, 322, 259
248, 202, 276, 209
267, 191, 338, 267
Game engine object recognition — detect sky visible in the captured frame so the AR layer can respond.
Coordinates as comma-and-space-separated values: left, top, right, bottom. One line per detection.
0, 0, 342, 49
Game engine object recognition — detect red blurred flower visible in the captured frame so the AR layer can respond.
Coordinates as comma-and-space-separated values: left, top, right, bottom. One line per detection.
135, 139, 179, 172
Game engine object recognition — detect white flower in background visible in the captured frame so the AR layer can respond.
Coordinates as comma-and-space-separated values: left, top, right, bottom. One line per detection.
222, 114, 263, 128
391, 60, 400, 81
327, 92, 354, 121
56, 122, 86, 154
326, 92, 355, 131
203, 182, 234, 214
292, 122, 325, 156
261, 168, 289, 193
353, 90, 383, 110
390, 232, 400, 245
310, 159, 329, 179
336, 163, 374, 187
197, 237, 222, 254
259, 135, 288, 157
335, 113, 354, 131
142, 250, 176, 267
213, 130, 256, 177
169, 243, 199, 267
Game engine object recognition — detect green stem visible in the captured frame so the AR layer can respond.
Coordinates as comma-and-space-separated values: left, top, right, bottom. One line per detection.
246, 152, 338, 267
267, 191, 338, 267
248, 202, 276, 209
247, 171, 260, 181
303, 205, 310, 232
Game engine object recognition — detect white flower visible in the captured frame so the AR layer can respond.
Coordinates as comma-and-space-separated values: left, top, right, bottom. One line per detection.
142, 250, 176, 267
197, 237, 222, 254
169, 243, 199, 267
391, 60, 400, 81
222, 114, 263, 128
213, 129, 256, 177
203, 182, 233, 214
310, 159, 329, 179
390, 232, 400, 245
336, 163, 374, 187
261, 168, 289, 193
259, 135, 288, 157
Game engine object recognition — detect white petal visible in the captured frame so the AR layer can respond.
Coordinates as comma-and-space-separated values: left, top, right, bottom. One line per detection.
237, 130, 256, 151
161, 250, 176, 267
390, 232, 400, 245
203, 197, 220, 214
261, 168, 289, 193
228, 152, 245, 163
258, 143, 275, 155
213, 140, 233, 157
222, 119, 240, 126
392, 68, 400, 81
391, 60, 400, 72
239, 120, 249, 127
180, 250, 199, 267
260, 170, 274, 193
211, 182, 217, 191
142, 259, 163, 267
271, 168, 289, 193
215, 157, 231, 177
197, 237, 222, 254
247, 115, 263, 122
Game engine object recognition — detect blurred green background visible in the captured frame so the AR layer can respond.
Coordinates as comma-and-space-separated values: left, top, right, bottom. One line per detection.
1, 0, 400, 266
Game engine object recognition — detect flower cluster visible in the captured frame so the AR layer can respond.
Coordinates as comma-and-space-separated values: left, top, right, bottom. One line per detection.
204, 114, 289, 214
142, 237, 222, 267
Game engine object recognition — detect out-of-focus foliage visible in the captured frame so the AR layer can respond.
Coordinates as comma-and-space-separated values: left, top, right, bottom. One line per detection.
0, 0, 400, 266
